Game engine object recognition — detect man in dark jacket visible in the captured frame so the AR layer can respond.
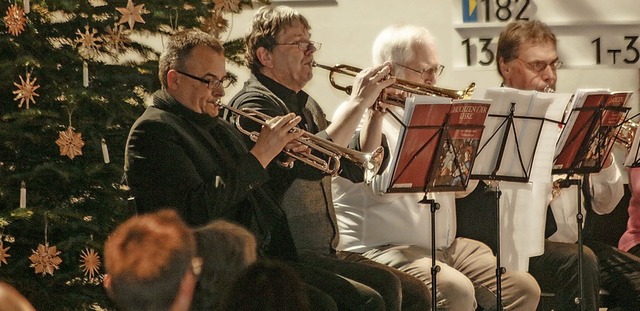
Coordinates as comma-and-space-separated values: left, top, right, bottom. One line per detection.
124, 29, 346, 310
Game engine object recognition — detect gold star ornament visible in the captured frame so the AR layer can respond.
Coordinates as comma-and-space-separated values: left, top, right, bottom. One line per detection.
29, 243, 63, 276
13, 72, 40, 109
75, 25, 103, 59
55, 127, 85, 159
213, 0, 240, 13
3, 4, 26, 36
116, 0, 146, 30
0, 241, 10, 266
80, 248, 101, 278
202, 9, 228, 39
102, 23, 130, 53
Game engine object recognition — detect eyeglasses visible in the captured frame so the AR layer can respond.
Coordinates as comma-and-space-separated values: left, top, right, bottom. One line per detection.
175, 70, 231, 89
275, 40, 322, 52
514, 57, 563, 73
394, 62, 445, 78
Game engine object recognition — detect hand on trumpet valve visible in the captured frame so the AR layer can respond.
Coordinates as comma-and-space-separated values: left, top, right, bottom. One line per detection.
250, 112, 304, 168
350, 61, 396, 110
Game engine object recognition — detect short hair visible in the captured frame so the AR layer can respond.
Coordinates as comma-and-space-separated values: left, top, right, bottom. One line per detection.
104, 209, 196, 311
372, 24, 436, 76
158, 29, 224, 89
191, 220, 257, 310
245, 5, 311, 74
496, 20, 556, 77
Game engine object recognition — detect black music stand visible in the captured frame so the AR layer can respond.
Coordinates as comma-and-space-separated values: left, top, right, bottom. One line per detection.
386, 98, 489, 311
471, 89, 561, 310
552, 103, 631, 310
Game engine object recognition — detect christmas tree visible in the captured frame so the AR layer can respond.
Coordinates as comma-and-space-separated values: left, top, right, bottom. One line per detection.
0, 0, 266, 309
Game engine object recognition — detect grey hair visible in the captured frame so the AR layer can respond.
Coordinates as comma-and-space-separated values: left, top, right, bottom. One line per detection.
372, 24, 436, 75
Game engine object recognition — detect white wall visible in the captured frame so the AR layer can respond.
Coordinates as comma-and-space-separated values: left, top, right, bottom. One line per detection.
222, 0, 640, 118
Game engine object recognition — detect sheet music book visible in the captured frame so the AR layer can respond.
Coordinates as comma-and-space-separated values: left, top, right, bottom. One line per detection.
553, 89, 632, 174
471, 87, 569, 182
385, 95, 490, 193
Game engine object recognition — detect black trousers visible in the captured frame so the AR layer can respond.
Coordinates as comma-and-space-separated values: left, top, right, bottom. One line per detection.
295, 250, 431, 311
586, 240, 640, 310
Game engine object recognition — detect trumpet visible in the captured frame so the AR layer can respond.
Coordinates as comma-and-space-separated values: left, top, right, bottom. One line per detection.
218, 102, 384, 183
615, 119, 638, 149
313, 62, 476, 107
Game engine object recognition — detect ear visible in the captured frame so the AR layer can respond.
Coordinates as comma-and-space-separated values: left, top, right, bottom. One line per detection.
103, 274, 113, 297
498, 57, 510, 77
256, 47, 273, 69
166, 70, 180, 90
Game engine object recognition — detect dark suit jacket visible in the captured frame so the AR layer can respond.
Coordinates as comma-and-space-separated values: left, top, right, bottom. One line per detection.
125, 89, 297, 260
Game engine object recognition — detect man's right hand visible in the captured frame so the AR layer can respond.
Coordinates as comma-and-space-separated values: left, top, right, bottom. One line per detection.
250, 113, 305, 168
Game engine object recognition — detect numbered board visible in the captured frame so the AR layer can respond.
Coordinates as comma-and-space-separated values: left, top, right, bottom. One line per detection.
453, 0, 640, 69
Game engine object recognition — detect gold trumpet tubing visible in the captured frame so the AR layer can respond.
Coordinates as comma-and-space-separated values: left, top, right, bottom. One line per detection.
615, 120, 638, 149
219, 102, 383, 182
313, 62, 476, 106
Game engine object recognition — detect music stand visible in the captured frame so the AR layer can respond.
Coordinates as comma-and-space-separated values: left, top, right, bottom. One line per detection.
552, 100, 631, 310
471, 87, 565, 311
386, 97, 489, 311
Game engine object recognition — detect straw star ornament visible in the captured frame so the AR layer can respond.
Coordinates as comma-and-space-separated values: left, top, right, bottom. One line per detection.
80, 248, 101, 278
116, 0, 146, 30
3, 4, 26, 36
75, 25, 102, 59
13, 72, 40, 109
55, 127, 85, 159
29, 243, 63, 276
0, 241, 10, 266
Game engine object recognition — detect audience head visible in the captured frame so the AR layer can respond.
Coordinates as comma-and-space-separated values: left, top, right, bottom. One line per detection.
245, 5, 315, 92
104, 209, 200, 311
191, 219, 258, 310
372, 24, 441, 85
496, 20, 560, 92
221, 260, 311, 311
0, 282, 35, 311
158, 29, 227, 116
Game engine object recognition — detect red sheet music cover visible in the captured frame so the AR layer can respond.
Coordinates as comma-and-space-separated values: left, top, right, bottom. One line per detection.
388, 100, 489, 192
554, 91, 630, 172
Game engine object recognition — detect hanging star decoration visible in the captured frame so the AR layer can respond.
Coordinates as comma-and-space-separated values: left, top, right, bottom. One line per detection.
202, 9, 229, 39
3, 4, 26, 36
102, 23, 130, 53
55, 127, 85, 159
212, 0, 241, 13
75, 25, 102, 59
13, 72, 40, 109
79, 248, 101, 278
29, 243, 63, 276
116, 0, 146, 30
0, 241, 10, 266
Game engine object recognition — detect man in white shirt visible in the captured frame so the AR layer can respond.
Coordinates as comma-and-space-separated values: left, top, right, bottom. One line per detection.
333, 24, 540, 311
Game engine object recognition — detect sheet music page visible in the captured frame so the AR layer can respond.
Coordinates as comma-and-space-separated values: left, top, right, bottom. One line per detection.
530, 92, 573, 183
471, 87, 550, 179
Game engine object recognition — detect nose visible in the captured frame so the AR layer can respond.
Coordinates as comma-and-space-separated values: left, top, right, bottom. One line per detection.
540, 65, 556, 85
423, 74, 436, 86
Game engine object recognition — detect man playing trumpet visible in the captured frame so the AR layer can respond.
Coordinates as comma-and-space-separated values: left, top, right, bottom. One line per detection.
227, 5, 432, 311
332, 24, 540, 311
